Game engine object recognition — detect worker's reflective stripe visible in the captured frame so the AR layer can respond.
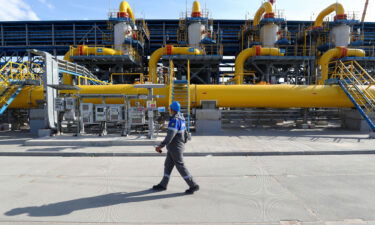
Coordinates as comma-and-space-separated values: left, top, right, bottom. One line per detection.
164, 174, 170, 178
168, 127, 178, 131
183, 175, 191, 179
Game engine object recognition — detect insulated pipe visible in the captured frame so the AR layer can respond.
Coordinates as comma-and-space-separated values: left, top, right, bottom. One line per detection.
318, 47, 365, 85
149, 45, 203, 83
191, 1, 202, 18
8, 84, 375, 109
313, 3, 346, 28
253, 2, 274, 27
63, 46, 123, 85
234, 46, 284, 84
118, 1, 135, 21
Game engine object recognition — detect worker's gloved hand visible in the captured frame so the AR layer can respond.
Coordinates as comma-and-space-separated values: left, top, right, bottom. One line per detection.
155, 146, 162, 154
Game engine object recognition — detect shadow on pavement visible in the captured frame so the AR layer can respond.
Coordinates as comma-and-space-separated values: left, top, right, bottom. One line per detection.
5, 189, 184, 217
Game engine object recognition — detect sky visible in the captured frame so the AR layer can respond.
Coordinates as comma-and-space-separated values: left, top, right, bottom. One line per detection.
0, 0, 374, 22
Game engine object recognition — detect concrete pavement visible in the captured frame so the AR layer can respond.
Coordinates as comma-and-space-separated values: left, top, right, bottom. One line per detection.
1, 155, 375, 224
0, 128, 374, 156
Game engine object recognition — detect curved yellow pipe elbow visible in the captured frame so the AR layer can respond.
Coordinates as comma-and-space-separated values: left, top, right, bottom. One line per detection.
119, 1, 135, 22
191, 1, 202, 17
234, 46, 284, 84
318, 47, 365, 84
314, 3, 345, 28
63, 46, 124, 85
149, 46, 203, 83
253, 2, 274, 27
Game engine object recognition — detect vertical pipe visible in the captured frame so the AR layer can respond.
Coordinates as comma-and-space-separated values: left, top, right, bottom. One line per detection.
73, 23, 76, 45
94, 23, 97, 45
52, 24, 55, 46
25, 24, 29, 46
1, 24, 4, 46
266, 65, 271, 83
163, 22, 166, 45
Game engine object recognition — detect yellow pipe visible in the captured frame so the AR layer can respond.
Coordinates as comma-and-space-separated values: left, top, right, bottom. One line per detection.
149, 45, 203, 83
119, 1, 135, 22
8, 84, 375, 109
314, 3, 345, 28
191, 1, 202, 17
234, 46, 284, 84
253, 2, 274, 27
63, 46, 123, 85
318, 47, 365, 85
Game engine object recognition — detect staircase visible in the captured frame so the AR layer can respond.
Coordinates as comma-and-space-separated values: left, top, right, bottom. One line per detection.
333, 60, 375, 131
0, 82, 25, 115
172, 80, 191, 131
57, 58, 107, 85
0, 61, 41, 115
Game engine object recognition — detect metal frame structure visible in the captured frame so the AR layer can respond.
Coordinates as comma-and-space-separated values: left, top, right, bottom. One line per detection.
1, 19, 375, 75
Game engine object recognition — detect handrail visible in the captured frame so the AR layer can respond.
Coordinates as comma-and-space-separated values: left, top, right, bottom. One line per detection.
110, 72, 145, 84
332, 60, 375, 112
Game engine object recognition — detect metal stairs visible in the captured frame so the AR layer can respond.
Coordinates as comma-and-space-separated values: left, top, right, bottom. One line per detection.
57, 58, 108, 85
172, 80, 191, 131
0, 61, 42, 115
0, 82, 25, 115
333, 60, 375, 131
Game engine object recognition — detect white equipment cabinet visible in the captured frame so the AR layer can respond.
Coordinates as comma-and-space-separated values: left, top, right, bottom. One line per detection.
95, 105, 107, 122
80, 103, 94, 124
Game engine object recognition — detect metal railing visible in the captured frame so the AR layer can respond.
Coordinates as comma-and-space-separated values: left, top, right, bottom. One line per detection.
331, 60, 375, 112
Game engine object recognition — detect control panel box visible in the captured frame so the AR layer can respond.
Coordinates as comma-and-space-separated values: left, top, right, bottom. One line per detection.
65, 98, 76, 110
95, 105, 107, 122
80, 103, 94, 124
129, 107, 146, 125
54, 98, 65, 112
108, 105, 123, 122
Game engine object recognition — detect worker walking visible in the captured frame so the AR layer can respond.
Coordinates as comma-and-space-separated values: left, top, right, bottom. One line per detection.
153, 101, 199, 194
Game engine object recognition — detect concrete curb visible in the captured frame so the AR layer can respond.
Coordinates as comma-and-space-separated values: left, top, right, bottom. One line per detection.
24, 139, 160, 146
1, 150, 375, 157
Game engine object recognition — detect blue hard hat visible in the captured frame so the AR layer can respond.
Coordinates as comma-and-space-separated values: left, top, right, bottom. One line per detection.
170, 101, 181, 112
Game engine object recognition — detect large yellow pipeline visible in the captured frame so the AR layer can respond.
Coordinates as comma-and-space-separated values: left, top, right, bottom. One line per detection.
318, 47, 365, 85
149, 45, 203, 83
253, 2, 274, 27
9, 84, 375, 109
314, 3, 346, 28
234, 46, 284, 84
63, 46, 123, 85
119, 1, 135, 22
191, 1, 202, 17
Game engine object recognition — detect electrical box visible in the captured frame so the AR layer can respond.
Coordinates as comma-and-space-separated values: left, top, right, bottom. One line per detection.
129, 107, 146, 125
65, 98, 76, 110
108, 105, 123, 122
80, 103, 94, 124
95, 105, 107, 122
54, 98, 65, 112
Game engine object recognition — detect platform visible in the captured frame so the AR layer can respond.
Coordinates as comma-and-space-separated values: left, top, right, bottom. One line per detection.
71, 55, 141, 65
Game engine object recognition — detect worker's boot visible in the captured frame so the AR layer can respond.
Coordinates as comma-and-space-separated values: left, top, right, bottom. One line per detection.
152, 184, 167, 191
185, 185, 199, 194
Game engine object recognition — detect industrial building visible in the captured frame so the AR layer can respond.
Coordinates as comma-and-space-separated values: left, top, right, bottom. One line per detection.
0, 0, 374, 138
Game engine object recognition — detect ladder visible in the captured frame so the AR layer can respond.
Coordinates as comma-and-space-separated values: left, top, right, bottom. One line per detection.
172, 80, 191, 131
333, 60, 375, 131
